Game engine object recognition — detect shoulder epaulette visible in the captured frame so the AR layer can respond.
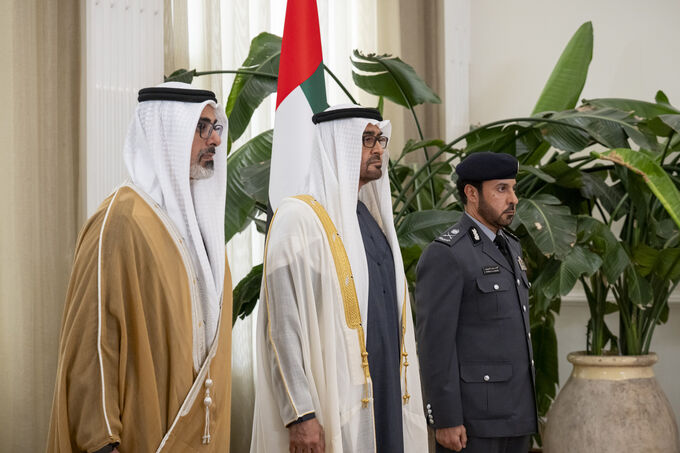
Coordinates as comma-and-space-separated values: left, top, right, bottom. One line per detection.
435, 224, 466, 247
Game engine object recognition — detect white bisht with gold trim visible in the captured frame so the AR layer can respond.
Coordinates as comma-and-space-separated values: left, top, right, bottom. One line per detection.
250, 106, 428, 452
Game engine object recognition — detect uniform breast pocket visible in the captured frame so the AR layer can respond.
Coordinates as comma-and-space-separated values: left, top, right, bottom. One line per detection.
475, 276, 513, 320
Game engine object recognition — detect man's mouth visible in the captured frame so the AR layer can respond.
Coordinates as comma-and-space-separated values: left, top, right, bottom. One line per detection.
199, 147, 216, 161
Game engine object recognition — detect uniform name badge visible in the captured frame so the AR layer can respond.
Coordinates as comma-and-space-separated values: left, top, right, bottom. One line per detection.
517, 256, 527, 271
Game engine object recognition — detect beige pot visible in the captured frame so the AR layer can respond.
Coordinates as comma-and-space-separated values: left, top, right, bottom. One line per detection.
543, 352, 679, 453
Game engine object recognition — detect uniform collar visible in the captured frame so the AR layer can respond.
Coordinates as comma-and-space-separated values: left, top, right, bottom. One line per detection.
464, 212, 500, 242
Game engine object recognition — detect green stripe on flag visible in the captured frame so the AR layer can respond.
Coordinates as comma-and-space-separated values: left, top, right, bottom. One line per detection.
300, 63, 329, 114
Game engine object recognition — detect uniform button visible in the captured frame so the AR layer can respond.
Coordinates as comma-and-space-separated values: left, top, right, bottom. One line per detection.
429, 419, 435, 425
531, 359, 535, 367
516, 278, 520, 285
528, 282, 532, 288
426, 403, 431, 409
483, 375, 490, 382
523, 305, 527, 312
493, 284, 499, 290
427, 408, 432, 415
528, 332, 532, 339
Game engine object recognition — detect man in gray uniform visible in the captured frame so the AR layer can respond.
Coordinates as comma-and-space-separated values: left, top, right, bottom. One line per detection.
415, 152, 536, 453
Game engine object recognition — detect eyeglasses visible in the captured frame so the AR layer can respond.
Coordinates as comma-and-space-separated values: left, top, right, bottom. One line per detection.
196, 120, 224, 139
362, 134, 388, 149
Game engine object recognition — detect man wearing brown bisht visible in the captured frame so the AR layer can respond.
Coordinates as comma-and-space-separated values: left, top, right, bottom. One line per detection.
47, 82, 233, 452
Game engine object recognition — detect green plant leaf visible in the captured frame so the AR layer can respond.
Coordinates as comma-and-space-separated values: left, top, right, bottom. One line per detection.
397, 209, 462, 248
594, 148, 680, 229
532, 21, 593, 114
538, 119, 591, 153
225, 130, 273, 243
556, 108, 633, 148
577, 216, 629, 284
225, 32, 281, 145
655, 248, 680, 280
632, 244, 658, 277
519, 165, 556, 183
580, 172, 627, 219
656, 90, 671, 105
583, 98, 680, 118
351, 50, 441, 107
624, 265, 653, 307
464, 125, 522, 154
515, 194, 577, 258
534, 246, 602, 299
165, 68, 197, 83
233, 264, 263, 324
541, 160, 583, 189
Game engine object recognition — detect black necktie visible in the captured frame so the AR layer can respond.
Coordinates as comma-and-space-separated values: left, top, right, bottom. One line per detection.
494, 234, 514, 271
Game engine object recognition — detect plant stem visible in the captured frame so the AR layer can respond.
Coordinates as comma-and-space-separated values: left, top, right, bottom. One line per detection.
661, 131, 675, 165
194, 69, 278, 79
374, 58, 437, 202
322, 64, 358, 104
607, 194, 629, 226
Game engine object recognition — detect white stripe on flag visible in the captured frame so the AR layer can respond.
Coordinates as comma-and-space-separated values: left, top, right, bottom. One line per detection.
270, 86, 316, 209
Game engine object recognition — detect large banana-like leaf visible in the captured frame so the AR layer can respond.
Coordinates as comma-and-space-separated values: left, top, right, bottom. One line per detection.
652, 114, 680, 137
515, 194, 577, 258
532, 21, 593, 114
233, 264, 263, 324
533, 246, 602, 300
594, 148, 680, 229
540, 160, 583, 189
165, 68, 197, 83
580, 172, 627, 220
351, 51, 441, 108
396, 209, 462, 248
225, 130, 273, 243
225, 33, 281, 145
539, 121, 591, 153
583, 98, 680, 118
577, 216, 629, 284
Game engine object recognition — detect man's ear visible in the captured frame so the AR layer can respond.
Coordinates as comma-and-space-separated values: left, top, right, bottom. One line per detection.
464, 183, 479, 204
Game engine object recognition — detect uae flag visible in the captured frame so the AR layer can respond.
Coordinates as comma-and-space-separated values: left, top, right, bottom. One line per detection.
269, 0, 328, 209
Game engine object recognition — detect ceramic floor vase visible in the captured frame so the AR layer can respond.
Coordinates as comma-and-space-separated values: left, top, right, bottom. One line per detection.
543, 352, 679, 453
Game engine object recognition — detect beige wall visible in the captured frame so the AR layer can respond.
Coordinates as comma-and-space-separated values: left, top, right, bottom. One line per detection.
457, 0, 680, 416
0, 1, 80, 451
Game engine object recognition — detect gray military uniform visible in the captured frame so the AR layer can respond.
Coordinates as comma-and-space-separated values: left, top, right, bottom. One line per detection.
415, 213, 537, 451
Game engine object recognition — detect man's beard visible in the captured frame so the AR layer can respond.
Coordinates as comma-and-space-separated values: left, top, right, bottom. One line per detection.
478, 193, 515, 229
190, 147, 215, 180
359, 155, 383, 185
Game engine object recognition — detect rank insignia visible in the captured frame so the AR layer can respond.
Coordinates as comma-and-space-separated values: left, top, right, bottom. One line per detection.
468, 227, 481, 245
483, 265, 500, 274
517, 256, 527, 271
437, 227, 460, 244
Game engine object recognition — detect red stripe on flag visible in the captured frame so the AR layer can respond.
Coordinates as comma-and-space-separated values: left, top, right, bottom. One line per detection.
276, 0, 323, 109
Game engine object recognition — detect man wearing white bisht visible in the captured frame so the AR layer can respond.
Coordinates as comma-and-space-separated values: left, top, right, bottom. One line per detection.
251, 105, 428, 453
48, 82, 233, 452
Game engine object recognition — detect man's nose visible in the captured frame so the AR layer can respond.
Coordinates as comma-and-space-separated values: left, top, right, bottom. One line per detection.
509, 188, 519, 205
374, 141, 385, 156
207, 128, 221, 147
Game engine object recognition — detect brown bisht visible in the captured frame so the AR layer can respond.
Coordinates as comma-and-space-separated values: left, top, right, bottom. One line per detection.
47, 185, 232, 452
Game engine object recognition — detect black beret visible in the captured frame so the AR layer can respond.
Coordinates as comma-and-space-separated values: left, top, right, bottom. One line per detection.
455, 151, 519, 181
